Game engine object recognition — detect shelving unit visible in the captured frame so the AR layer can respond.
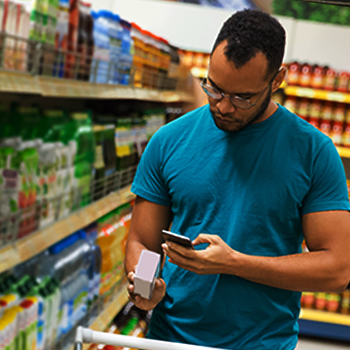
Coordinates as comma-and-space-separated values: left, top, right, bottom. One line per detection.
0, 186, 135, 274
299, 309, 350, 342
284, 86, 350, 104
81, 286, 129, 350
0, 70, 194, 103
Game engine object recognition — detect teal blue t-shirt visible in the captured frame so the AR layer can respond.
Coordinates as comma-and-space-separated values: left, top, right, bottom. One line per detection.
131, 104, 350, 350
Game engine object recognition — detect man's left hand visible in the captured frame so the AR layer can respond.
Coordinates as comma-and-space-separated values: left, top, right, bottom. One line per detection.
162, 234, 240, 275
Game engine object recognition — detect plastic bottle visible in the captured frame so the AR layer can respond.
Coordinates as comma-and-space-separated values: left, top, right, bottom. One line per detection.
19, 298, 38, 350
65, 0, 80, 78
53, 0, 69, 77
308, 100, 322, 130
131, 23, 144, 88
96, 214, 115, 297
15, 141, 39, 238
287, 62, 301, 86
340, 290, 350, 315
60, 112, 95, 209
103, 125, 117, 193
93, 125, 106, 201
330, 103, 346, 146
90, 11, 110, 84
118, 19, 133, 86
319, 102, 334, 137
77, 1, 94, 81
157, 36, 171, 90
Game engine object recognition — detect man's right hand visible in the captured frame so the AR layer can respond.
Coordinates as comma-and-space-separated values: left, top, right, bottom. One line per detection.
127, 271, 166, 311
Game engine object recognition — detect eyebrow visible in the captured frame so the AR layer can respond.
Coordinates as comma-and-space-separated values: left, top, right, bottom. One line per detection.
207, 76, 259, 96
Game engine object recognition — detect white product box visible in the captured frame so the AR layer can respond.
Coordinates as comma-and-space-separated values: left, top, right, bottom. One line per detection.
134, 250, 161, 299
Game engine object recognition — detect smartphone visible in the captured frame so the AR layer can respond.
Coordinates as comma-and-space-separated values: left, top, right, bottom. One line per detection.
162, 230, 194, 249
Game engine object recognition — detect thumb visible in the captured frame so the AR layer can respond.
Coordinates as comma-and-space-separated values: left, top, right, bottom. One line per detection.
192, 233, 213, 246
155, 278, 165, 289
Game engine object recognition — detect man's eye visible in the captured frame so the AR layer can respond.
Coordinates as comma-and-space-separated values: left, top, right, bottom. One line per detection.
237, 95, 252, 100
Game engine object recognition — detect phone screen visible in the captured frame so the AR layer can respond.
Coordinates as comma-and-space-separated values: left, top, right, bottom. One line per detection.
162, 230, 194, 249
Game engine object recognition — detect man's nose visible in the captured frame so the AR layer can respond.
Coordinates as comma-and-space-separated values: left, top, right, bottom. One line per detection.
216, 96, 236, 115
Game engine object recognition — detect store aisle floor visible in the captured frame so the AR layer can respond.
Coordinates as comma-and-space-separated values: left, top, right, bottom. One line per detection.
298, 337, 350, 349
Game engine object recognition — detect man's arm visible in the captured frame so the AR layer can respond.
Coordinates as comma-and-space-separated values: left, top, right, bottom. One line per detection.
163, 211, 350, 292
125, 195, 172, 310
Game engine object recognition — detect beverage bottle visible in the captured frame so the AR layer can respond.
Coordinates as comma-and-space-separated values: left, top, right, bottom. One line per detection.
310, 65, 325, 90
302, 292, 315, 309
319, 102, 334, 137
340, 290, 350, 315
315, 292, 327, 311
90, 11, 110, 84
308, 100, 322, 130
287, 62, 301, 86
119, 19, 133, 86
77, 1, 94, 81
96, 214, 116, 298
110, 14, 123, 84
158, 36, 171, 90
103, 125, 117, 193
326, 293, 341, 313
296, 98, 309, 121
53, 0, 69, 78
131, 22, 145, 88
93, 125, 106, 201
337, 71, 350, 93
284, 96, 298, 114
330, 103, 345, 146
299, 63, 312, 88
324, 67, 337, 91
15, 141, 39, 238
65, 0, 80, 78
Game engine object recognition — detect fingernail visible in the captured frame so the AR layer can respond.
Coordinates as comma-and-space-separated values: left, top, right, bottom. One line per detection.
167, 242, 172, 247
161, 243, 167, 249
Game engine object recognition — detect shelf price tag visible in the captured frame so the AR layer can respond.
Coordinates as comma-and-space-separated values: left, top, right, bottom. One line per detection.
296, 88, 315, 98
327, 92, 346, 103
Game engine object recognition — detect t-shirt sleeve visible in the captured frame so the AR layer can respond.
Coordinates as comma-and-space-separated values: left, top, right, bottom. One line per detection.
131, 131, 171, 207
301, 139, 350, 215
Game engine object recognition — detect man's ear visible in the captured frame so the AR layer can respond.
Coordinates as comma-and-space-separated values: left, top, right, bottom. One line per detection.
272, 67, 287, 93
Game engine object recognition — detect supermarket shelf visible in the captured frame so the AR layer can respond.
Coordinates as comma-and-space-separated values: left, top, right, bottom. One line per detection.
89, 286, 128, 333
0, 70, 194, 103
66, 285, 129, 350
0, 187, 135, 274
299, 309, 350, 341
336, 146, 350, 159
284, 85, 350, 104
81, 285, 129, 350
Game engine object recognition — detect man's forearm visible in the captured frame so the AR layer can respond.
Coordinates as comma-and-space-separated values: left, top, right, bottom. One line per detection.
229, 250, 349, 293
124, 240, 148, 275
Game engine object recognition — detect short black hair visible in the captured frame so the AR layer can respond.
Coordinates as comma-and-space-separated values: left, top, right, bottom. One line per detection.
212, 9, 286, 80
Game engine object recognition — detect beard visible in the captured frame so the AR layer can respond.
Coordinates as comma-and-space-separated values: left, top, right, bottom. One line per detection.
211, 85, 273, 133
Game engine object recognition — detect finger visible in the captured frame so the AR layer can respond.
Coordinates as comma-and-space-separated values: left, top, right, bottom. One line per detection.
166, 251, 196, 270
154, 278, 165, 289
192, 233, 214, 246
127, 284, 134, 294
127, 272, 135, 283
162, 243, 191, 262
162, 242, 195, 258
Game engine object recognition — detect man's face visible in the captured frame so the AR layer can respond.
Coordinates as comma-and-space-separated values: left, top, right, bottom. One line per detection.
207, 42, 275, 133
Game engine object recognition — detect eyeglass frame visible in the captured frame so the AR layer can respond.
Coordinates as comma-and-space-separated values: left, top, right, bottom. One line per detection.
200, 68, 283, 110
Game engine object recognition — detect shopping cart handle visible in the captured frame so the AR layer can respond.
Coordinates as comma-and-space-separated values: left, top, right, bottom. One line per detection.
75, 326, 227, 350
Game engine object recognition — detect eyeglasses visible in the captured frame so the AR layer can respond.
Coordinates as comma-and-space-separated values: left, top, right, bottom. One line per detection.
200, 69, 281, 110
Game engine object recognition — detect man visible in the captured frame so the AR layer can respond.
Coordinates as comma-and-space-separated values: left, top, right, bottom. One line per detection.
125, 9, 350, 350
